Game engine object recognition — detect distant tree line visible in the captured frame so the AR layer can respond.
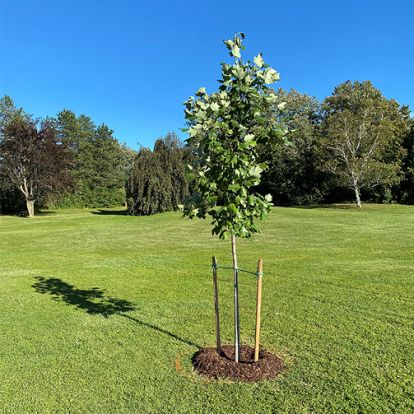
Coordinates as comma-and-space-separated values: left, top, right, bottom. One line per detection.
257, 81, 413, 207
0, 78, 413, 217
0, 96, 137, 216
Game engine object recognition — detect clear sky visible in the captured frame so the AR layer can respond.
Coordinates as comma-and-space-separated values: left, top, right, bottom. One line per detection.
1, 0, 413, 150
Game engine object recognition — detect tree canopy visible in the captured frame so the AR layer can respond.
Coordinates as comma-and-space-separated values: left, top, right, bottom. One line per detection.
0, 117, 73, 217
180, 32, 287, 240
258, 88, 330, 206
54, 110, 134, 208
127, 132, 191, 216
318, 80, 407, 207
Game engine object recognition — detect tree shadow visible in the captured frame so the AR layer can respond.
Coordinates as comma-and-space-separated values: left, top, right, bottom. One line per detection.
90, 209, 128, 216
121, 314, 201, 349
32, 277, 200, 348
1, 210, 57, 218
32, 277, 135, 317
292, 203, 355, 210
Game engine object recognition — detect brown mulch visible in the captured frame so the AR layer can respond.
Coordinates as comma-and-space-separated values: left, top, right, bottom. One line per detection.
192, 345, 286, 383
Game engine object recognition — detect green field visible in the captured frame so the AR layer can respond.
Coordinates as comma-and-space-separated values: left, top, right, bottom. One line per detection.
1, 205, 413, 413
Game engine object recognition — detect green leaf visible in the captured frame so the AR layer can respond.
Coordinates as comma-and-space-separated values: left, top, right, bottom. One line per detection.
244, 134, 255, 142
261, 68, 280, 84
232, 66, 245, 79
248, 165, 263, 178
223, 39, 235, 51
208, 196, 218, 202
232, 45, 241, 58
227, 204, 237, 214
195, 87, 206, 96
186, 173, 195, 180
248, 195, 254, 206
220, 230, 229, 240
265, 194, 273, 202
251, 223, 260, 232
228, 184, 240, 192
254, 54, 264, 68
210, 102, 219, 112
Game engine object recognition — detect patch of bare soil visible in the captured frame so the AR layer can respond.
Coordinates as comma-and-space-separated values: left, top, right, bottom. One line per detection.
192, 345, 286, 383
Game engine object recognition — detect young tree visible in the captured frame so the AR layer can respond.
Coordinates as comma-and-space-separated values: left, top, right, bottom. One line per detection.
180, 33, 287, 362
0, 118, 73, 217
318, 80, 405, 208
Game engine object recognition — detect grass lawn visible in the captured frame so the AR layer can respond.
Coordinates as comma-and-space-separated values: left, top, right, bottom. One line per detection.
1, 204, 413, 413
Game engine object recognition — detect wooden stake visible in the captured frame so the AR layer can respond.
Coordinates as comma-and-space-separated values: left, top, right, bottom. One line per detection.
254, 259, 263, 362
212, 257, 221, 354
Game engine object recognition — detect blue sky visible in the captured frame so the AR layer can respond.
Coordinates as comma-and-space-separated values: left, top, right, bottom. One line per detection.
1, 0, 413, 150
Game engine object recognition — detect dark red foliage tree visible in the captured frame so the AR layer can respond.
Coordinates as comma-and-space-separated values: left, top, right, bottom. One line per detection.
0, 117, 73, 217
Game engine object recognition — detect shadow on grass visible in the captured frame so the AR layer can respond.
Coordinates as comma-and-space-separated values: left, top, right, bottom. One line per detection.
1, 210, 57, 218
121, 314, 201, 349
32, 277, 135, 316
32, 277, 200, 348
36, 210, 58, 215
90, 209, 128, 216
292, 204, 355, 210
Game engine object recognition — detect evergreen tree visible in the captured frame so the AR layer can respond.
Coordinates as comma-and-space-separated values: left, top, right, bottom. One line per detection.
54, 111, 127, 208
0, 95, 25, 140
88, 124, 126, 207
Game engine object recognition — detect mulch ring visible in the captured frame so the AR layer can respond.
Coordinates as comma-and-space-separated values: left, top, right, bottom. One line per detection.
192, 344, 286, 383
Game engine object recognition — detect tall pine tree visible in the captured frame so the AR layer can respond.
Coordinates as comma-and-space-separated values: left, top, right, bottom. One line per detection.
54, 110, 128, 208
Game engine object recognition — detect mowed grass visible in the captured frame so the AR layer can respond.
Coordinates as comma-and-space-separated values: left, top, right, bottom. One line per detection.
0, 204, 413, 413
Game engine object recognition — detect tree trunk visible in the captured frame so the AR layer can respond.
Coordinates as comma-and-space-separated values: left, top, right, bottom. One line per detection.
26, 199, 35, 218
354, 188, 361, 208
231, 235, 240, 363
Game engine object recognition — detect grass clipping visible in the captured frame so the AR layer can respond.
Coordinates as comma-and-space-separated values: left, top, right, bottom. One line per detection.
192, 345, 286, 383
